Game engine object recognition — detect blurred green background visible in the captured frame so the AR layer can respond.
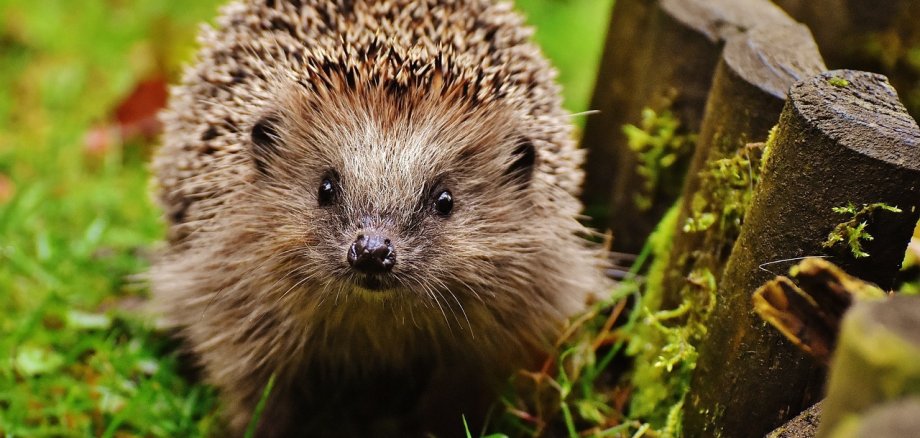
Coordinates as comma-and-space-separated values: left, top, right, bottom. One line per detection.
0, 0, 613, 435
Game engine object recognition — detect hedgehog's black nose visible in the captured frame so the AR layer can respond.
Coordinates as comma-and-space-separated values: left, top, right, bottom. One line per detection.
348, 234, 395, 274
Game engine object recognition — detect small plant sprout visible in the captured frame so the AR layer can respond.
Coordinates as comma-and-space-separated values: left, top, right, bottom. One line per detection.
623, 107, 696, 211
823, 202, 903, 258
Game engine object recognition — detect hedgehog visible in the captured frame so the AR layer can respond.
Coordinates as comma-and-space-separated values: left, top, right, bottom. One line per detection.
150, 0, 608, 435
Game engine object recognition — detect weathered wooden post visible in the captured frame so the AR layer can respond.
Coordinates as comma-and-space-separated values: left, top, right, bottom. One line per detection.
580, 0, 795, 253
684, 70, 920, 437
817, 295, 920, 437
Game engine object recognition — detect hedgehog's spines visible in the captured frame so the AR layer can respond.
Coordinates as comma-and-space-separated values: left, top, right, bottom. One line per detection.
152, 0, 606, 434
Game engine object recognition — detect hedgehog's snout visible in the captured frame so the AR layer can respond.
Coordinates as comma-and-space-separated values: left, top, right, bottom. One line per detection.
347, 233, 396, 274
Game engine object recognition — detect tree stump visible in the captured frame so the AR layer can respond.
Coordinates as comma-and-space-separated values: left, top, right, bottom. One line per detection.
580, 0, 794, 253
817, 296, 920, 437
684, 70, 920, 438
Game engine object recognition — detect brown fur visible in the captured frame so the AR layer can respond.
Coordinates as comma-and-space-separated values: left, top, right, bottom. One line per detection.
151, 0, 608, 436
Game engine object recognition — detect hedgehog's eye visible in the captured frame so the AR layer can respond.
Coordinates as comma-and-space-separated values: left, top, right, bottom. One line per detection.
434, 190, 453, 216
318, 179, 336, 206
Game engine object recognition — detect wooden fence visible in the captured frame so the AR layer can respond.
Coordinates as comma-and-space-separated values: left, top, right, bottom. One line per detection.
580, 0, 920, 436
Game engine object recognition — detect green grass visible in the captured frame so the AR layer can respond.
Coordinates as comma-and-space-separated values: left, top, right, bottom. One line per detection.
0, 0, 228, 434
0, 0, 612, 436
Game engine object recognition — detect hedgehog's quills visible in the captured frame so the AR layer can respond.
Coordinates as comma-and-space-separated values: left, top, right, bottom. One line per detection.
150, 0, 609, 436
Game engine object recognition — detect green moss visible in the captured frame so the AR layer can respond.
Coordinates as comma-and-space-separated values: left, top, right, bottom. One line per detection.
828, 77, 851, 87
761, 125, 777, 174
683, 210, 715, 233
624, 108, 697, 211
625, 204, 720, 434
626, 266, 716, 433
684, 143, 764, 238
823, 202, 903, 258
640, 202, 682, 312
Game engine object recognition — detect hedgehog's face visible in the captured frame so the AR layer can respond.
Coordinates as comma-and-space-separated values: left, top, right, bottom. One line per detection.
247, 86, 548, 310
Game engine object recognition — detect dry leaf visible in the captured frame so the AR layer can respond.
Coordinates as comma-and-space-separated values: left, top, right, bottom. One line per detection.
84, 75, 168, 159
753, 258, 888, 365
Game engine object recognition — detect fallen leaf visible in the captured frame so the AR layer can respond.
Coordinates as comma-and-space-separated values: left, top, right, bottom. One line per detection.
754, 276, 834, 363
84, 75, 168, 160
753, 258, 888, 365
113, 75, 168, 140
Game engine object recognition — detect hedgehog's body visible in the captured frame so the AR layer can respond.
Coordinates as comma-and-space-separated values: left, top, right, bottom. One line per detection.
152, 0, 607, 435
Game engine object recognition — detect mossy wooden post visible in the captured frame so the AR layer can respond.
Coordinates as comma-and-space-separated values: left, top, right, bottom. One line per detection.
817, 296, 920, 437
579, 0, 794, 253
684, 70, 920, 437
655, 23, 826, 312
771, 0, 920, 119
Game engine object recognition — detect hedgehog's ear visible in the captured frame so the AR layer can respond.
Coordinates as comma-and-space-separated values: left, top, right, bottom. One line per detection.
250, 115, 282, 175
505, 139, 536, 187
